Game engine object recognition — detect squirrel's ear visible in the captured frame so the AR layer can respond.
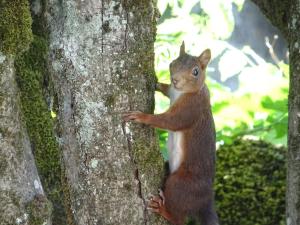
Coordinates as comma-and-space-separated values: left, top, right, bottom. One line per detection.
198, 49, 211, 68
179, 41, 185, 56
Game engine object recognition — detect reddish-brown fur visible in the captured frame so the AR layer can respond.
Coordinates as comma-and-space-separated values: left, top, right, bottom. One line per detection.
124, 42, 219, 225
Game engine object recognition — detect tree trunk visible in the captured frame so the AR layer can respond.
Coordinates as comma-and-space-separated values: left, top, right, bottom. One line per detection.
46, 0, 166, 224
251, 0, 300, 224
0, 57, 52, 225
0, 1, 52, 224
287, 1, 300, 224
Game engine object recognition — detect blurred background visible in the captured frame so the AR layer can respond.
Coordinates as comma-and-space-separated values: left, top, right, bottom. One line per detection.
154, 0, 287, 224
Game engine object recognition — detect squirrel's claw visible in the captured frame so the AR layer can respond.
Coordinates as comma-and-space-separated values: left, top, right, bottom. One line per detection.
122, 111, 142, 122
148, 195, 164, 210
147, 207, 160, 213
158, 189, 166, 205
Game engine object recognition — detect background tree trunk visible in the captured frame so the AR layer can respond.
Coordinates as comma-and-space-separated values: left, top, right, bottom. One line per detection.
251, 0, 300, 224
45, 0, 166, 224
287, 1, 300, 224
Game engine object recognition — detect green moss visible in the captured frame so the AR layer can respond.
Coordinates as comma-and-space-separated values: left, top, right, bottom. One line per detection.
104, 94, 116, 107
133, 137, 164, 184
61, 166, 76, 225
121, 0, 155, 11
26, 194, 52, 225
15, 35, 66, 224
0, 0, 33, 56
215, 139, 286, 225
30, 0, 49, 39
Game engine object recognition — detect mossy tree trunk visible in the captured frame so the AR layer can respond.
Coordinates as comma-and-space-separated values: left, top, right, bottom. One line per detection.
46, 0, 167, 224
287, 1, 300, 224
0, 1, 52, 224
1, 0, 166, 224
0, 57, 52, 225
252, 0, 300, 224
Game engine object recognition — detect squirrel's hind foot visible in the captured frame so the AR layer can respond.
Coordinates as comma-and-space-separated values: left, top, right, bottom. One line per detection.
147, 192, 184, 225
147, 195, 164, 213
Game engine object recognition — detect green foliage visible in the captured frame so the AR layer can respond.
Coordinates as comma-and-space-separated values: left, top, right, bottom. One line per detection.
213, 85, 288, 145
157, 129, 168, 160
0, 0, 33, 55
215, 139, 286, 225
15, 36, 66, 224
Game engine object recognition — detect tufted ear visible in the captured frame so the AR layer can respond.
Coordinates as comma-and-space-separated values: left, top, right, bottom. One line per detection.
179, 41, 185, 56
198, 49, 211, 69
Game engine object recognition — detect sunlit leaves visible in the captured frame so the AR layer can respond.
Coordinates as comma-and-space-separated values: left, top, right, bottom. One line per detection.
261, 96, 287, 112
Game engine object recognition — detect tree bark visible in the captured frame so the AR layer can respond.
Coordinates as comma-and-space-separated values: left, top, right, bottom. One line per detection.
0, 56, 52, 225
251, 0, 300, 224
287, 1, 300, 224
46, 0, 166, 224
0, 1, 52, 224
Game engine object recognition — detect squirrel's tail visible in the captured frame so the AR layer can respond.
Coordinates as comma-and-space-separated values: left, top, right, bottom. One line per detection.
200, 206, 219, 225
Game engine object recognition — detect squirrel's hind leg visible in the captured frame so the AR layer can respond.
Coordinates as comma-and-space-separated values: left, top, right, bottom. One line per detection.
148, 192, 185, 225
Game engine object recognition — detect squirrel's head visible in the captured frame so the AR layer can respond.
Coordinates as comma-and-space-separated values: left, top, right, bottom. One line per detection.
169, 41, 211, 93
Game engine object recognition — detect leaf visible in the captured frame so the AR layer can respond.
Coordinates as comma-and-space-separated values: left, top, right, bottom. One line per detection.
274, 119, 288, 138
261, 96, 287, 112
212, 101, 229, 113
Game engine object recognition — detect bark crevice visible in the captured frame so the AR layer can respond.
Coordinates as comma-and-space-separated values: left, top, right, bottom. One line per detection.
121, 122, 149, 225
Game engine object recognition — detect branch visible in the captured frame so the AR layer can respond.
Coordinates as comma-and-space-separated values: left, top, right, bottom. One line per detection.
251, 0, 290, 40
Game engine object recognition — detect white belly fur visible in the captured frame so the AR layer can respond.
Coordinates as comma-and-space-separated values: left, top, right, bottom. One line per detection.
168, 87, 183, 173
168, 131, 183, 173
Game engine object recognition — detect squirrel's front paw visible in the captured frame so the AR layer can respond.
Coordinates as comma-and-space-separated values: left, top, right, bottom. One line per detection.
123, 111, 147, 123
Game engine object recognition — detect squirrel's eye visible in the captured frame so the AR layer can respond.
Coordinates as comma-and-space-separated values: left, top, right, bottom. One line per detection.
192, 67, 199, 76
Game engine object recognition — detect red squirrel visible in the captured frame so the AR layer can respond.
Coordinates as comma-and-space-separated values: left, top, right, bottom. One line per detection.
124, 42, 219, 225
